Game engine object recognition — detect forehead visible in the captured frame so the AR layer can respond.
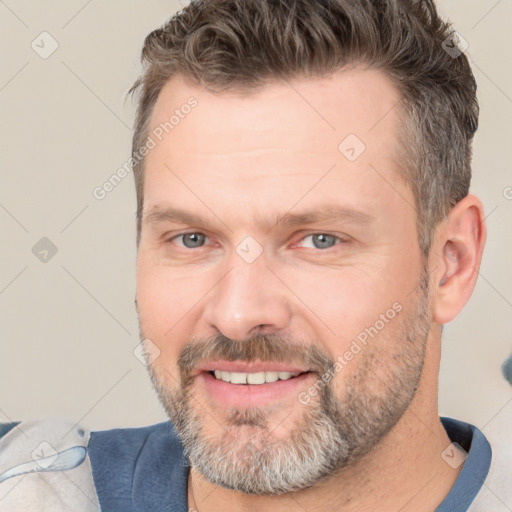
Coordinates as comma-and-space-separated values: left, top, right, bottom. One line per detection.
148, 67, 402, 157
142, 67, 411, 227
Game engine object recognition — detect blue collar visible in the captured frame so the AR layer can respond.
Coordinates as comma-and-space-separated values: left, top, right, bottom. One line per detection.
436, 417, 492, 511
89, 422, 189, 512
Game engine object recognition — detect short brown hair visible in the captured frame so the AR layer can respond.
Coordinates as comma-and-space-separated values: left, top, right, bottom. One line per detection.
129, 0, 478, 254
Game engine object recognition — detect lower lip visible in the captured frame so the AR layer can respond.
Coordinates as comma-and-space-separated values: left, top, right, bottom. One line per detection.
198, 371, 315, 408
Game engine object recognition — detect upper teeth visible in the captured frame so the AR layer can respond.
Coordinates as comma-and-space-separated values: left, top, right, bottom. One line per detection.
213, 370, 301, 385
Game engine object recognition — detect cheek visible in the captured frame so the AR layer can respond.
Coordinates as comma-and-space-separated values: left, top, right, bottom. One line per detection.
136, 258, 209, 369
278, 263, 410, 348
327, 304, 411, 401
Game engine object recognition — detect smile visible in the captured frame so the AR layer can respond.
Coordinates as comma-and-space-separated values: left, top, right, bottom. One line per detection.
199, 369, 315, 408
211, 370, 305, 385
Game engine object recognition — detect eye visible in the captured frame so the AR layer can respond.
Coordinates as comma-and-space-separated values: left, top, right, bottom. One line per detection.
298, 233, 340, 250
174, 233, 207, 249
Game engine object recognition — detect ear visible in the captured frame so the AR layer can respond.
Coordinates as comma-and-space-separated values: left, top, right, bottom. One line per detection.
431, 194, 487, 325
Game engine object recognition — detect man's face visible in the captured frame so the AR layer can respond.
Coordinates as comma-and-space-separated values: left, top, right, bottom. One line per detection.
136, 69, 430, 494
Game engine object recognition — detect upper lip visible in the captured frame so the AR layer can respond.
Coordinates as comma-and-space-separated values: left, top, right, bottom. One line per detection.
193, 360, 310, 376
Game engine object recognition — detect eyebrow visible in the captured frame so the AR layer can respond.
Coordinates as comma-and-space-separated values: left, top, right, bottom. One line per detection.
144, 206, 207, 227
269, 206, 373, 229
143, 204, 374, 231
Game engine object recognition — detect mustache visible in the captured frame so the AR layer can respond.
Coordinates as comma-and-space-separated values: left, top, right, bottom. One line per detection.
177, 333, 334, 383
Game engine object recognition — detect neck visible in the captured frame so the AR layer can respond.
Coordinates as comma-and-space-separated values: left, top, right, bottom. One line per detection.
188, 331, 461, 512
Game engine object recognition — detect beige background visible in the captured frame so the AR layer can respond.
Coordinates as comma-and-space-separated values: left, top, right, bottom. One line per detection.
1, 1, 511, 432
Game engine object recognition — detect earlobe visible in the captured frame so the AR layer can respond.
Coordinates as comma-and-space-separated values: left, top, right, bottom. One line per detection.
432, 195, 486, 324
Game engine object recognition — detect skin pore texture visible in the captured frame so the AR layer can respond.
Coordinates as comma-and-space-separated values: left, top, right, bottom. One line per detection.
135, 68, 486, 512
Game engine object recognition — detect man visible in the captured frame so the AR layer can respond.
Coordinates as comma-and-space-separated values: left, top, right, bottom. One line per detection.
0, 0, 510, 510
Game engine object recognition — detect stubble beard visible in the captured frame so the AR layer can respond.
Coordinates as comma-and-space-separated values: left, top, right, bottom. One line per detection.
144, 273, 431, 495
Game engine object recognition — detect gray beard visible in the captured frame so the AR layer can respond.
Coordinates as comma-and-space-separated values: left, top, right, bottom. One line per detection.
144, 273, 431, 495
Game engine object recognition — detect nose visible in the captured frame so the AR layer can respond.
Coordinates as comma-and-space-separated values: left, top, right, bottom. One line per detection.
203, 254, 292, 340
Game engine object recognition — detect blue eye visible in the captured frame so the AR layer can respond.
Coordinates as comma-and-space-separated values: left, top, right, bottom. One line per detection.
300, 234, 339, 249
177, 233, 206, 248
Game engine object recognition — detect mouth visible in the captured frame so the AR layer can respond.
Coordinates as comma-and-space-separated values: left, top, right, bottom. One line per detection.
195, 363, 315, 407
